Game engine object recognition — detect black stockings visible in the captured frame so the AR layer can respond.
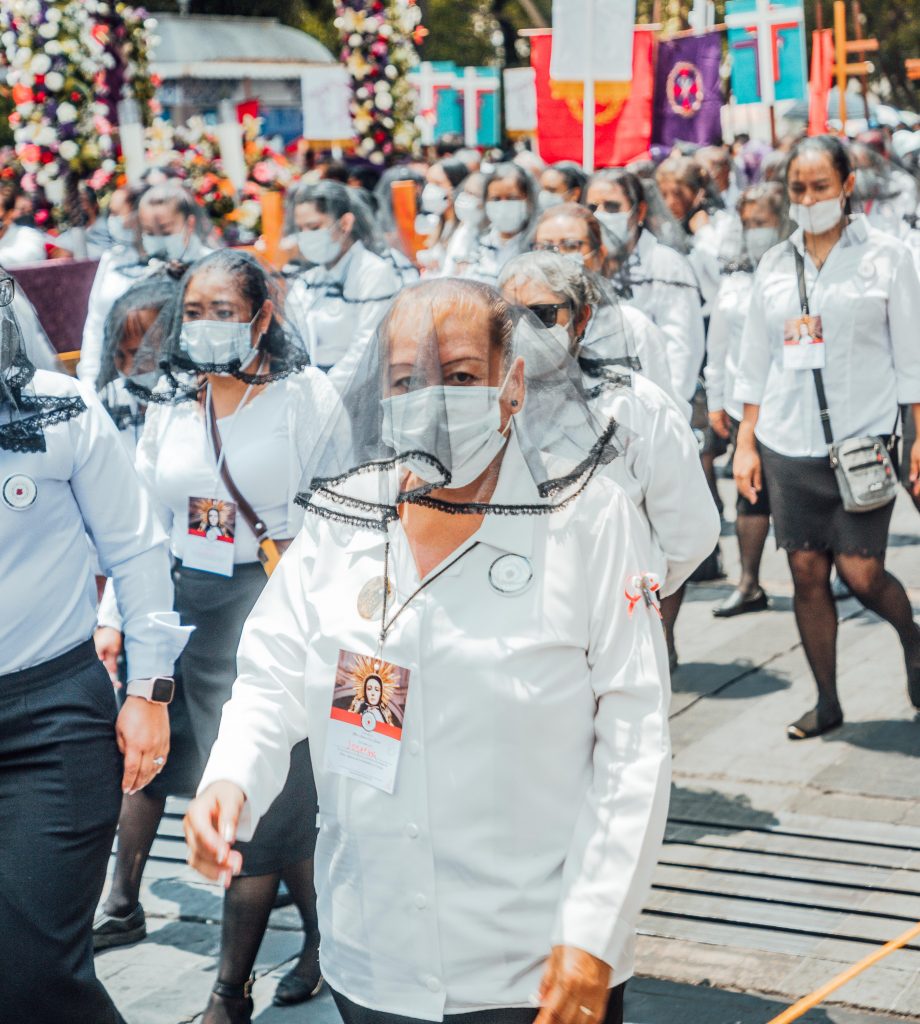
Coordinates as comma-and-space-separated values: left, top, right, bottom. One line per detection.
736, 514, 770, 597
103, 790, 166, 917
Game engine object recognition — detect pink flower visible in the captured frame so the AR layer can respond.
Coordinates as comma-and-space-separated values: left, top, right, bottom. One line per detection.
94, 116, 113, 136
251, 161, 275, 184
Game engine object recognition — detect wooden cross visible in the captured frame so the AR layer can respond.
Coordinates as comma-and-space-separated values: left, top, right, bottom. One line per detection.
830, 0, 878, 133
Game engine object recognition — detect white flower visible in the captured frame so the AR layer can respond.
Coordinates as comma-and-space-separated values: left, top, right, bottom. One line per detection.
59, 139, 79, 160
56, 102, 78, 124
378, 24, 393, 38
374, 80, 390, 92
43, 71, 64, 92
45, 6, 62, 20
44, 40, 62, 55
36, 125, 57, 146
37, 21, 59, 39
13, 48, 33, 68
1, 31, 15, 48
375, 92, 393, 112
102, 158, 116, 172
349, 33, 363, 47
370, 151, 385, 165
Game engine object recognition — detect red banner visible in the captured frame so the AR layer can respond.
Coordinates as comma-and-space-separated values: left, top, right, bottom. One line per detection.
531, 28, 655, 167
808, 29, 834, 136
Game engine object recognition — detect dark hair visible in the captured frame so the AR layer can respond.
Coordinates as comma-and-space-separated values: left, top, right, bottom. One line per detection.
139, 182, 200, 222
656, 154, 709, 194
787, 134, 853, 213
320, 160, 350, 183
437, 159, 469, 190
536, 201, 604, 254
544, 161, 588, 200
484, 162, 537, 207
586, 168, 646, 211
435, 132, 464, 156
183, 249, 288, 357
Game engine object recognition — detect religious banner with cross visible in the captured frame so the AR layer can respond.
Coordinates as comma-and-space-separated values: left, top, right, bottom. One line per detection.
408, 62, 500, 147
726, 0, 807, 106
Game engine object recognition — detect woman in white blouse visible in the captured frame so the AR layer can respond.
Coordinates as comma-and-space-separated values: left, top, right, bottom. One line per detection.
471, 162, 539, 283
734, 135, 920, 739
0, 274, 188, 1022
584, 169, 705, 406
94, 251, 340, 1019
285, 180, 402, 390
706, 182, 791, 619
185, 279, 671, 1024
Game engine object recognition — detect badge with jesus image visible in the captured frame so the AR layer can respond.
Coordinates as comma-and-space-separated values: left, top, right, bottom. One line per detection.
782, 314, 825, 371
325, 650, 412, 793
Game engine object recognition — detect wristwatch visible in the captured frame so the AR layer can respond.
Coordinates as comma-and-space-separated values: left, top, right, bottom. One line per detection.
126, 676, 175, 705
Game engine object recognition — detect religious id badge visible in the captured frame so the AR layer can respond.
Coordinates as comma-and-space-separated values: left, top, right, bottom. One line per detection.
324, 649, 411, 794
782, 315, 825, 371
183, 497, 237, 577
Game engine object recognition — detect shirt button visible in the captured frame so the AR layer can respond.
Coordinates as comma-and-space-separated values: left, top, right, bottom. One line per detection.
414, 892, 427, 909
406, 822, 420, 839
425, 976, 441, 993
408, 740, 420, 756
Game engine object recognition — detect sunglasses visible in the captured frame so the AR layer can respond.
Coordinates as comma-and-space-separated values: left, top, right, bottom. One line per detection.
532, 239, 590, 255
587, 201, 625, 214
0, 276, 13, 308
526, 301, 570, 328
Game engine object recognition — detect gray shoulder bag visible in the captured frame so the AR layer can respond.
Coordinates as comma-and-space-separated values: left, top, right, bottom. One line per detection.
792, 245, 898, 513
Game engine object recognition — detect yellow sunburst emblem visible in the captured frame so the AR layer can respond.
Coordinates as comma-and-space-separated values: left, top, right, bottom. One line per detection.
548, 79, 633, 125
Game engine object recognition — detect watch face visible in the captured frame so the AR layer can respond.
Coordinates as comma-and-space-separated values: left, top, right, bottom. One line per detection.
151, 677, 175, 703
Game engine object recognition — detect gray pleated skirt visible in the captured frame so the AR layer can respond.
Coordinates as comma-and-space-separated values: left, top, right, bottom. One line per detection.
148, 560, 316, 875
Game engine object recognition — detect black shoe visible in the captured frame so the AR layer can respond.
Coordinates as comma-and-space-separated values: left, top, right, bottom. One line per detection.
203, 978, 254, 1024
273, 881, 294, 910
93, 903, 146, 951
668, 647, 679, 674
787, 704, 843, 740
713, 588, 769, 618
904, 638, 920, 710
272, 966, 324, 1006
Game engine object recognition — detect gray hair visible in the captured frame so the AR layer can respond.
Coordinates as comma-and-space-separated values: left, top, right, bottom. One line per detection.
497, 250, 602, 327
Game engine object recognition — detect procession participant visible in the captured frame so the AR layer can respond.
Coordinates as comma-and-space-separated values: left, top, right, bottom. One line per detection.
0, 184, 46, 265
440, 171, 488, 277
538, 161, 589, 211
734, 135, 920, 739
706, 182, 791, 618
417, 159, 469, 274
78, 183, 214, 385
697, 145, 741, 210
531, 203, 679, 407
186, 278, 671, 1024
848, 140, 919, 238
472, 161, 539, 281
0, 272, 188, 1023
93, 251, 337, 1017
499, 251, 719, 601
285, 180, 402, 389
584, 170, 705, 407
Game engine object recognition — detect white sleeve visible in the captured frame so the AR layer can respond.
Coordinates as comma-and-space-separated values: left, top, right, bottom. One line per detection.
326, 263, 398, 392
134, 402, 174, 535
623, 307, 682, 409
550, 487, 671, 979
650, 264, 705, 404
888, 245, 920, 406
703, 284, 732, 412
733, 274, 772, 408
77, 256, 112, 384
198, 524, 316, 839
69, 384, 190, 679
97, 576, 123, 633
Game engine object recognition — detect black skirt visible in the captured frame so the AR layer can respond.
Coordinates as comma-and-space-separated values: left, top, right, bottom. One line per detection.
759, 441, 897, 557
147, 560, 316, 875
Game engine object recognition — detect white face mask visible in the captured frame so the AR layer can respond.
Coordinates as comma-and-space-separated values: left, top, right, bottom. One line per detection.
790, 195, 845, 235
743, 226, 780, 265
538, 190, 565, 212
108, 217, 135, 247
143, 231, 189, 261
547, 322, 574, 356
595, 210, 631, 246
179, 312, 260, 370
381, 384, 509, 490
421, 183, 450, 216
297, 224, 343, 266
454, 193, 483, 224
486, 199, 529, 235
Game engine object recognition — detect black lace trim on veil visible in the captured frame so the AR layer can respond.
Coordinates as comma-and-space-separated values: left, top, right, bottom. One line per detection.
0, 393, 87, 453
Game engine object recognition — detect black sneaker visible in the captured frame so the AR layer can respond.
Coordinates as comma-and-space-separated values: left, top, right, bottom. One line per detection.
93, 903, 146, 950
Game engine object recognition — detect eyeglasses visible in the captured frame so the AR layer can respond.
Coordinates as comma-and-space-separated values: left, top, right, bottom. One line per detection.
525, 302, 570, 328
532, 239, 590, 255
0, 276, 14, 308
587, 201, 625, 215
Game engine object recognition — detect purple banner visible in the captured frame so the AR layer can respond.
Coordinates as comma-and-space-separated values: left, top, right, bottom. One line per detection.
652, 32, 724, 148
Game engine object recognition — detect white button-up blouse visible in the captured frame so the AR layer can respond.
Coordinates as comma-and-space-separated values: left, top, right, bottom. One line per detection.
734, 216, 920, 457
200, 435, 671, 1020
704, 270, 754, 422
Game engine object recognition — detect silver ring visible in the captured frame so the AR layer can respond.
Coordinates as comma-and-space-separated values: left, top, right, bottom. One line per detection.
579, 1008, 594, 1019
153, 756, 166, 766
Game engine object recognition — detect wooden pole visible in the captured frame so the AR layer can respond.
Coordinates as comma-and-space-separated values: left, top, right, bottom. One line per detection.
852, 0, 871, 121
833, 0, 848, 134
815, 0, 823, 30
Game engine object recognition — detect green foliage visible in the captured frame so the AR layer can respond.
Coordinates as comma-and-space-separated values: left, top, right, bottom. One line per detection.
0, 90, 13, 148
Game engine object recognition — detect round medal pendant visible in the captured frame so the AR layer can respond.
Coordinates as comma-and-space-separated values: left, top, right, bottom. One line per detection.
361, 710, 378, 733
2, 474, 37, 511
357, 576, 393, 620
489, 554, 534, 595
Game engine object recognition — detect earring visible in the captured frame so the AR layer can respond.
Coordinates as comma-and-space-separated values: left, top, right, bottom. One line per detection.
511, 399, 519, 407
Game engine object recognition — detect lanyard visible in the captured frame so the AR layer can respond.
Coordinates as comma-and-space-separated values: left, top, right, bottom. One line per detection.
375, 539, 481, 658
203, 370, 260, 493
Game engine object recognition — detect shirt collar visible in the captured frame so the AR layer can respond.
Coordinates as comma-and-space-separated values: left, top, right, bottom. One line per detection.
635, 227, 656, 260
469, 429, 537, 559
327, 240, 361, 283
788, 213, 869, 255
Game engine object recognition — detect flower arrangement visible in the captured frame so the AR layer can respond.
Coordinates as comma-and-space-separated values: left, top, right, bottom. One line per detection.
334, 0, 424, 164
0, 0, 156, 222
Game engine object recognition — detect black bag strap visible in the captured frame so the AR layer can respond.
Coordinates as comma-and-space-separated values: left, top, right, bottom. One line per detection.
206, 391, 268, 542
792, 245, 835, 448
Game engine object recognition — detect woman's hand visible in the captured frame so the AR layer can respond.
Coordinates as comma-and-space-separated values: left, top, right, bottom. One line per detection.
733, 435, 762, 505
535, 946, 612, 1024
95, 626, 123, 680
116, 697, 170, 795
909, 438, 920, 497
708, 409, 731, 440
184, 781, 245, 888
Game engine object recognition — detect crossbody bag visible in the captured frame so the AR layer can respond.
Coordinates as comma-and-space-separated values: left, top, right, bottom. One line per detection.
207, 392, 292, 577
792, 245, 898, 513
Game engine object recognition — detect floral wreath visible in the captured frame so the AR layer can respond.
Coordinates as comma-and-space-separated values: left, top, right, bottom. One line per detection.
666, 61, 704, 120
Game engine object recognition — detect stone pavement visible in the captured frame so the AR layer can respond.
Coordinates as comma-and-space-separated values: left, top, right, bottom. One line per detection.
97, 483, 920, 1023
